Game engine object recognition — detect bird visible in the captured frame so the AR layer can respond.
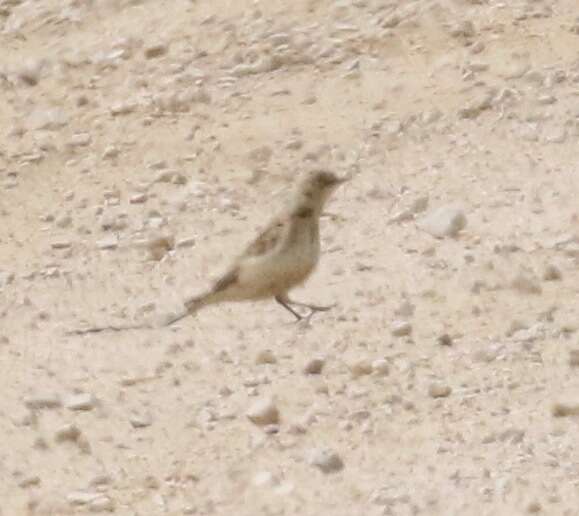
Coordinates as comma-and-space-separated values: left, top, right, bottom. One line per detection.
164, 169, 347, 326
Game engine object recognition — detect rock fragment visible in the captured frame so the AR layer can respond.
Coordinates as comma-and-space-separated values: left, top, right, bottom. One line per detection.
511, 273, 542, 295
255, 349, 277, 365
176, 237, 196, 249
543, 264, 562, 281
89, 496, 115, 512
18, 475, 41, 488
144, 43, 168, 59
418, 205, 467, 238
96, 236, 118, 250
308, 448, 344, 474
304, 357, 325, 375
371, 359, 390, 376
449, 20, 476, 39
130, 411, 153, 428
24, 394, 62, 410
55, 423, 81, 443
428, 383, 452, 398
67, 491, 113, 512
246, 397, 280, 426
391, 320, 412, 337
437, 334, 453, 346
147, 235, 174, 261
552, 401, 579, 417
65, 393, 97, 411
349, 359, 372, 378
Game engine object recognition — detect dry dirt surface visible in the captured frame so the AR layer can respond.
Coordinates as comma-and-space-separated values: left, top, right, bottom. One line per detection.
2, 0, 579, 514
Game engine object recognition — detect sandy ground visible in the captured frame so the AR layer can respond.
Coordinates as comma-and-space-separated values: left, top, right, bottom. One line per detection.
2, 0, 579, 514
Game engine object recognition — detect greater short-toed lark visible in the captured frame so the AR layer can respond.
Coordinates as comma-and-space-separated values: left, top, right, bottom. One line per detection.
166, 170, 347, 325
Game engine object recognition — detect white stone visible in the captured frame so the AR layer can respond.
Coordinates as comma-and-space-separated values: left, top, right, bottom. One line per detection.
246, 397, 279, 426
65, 393, 96, 411
418, 205, 467, 238
308, 448, 344, 473
391, 320, 412, 337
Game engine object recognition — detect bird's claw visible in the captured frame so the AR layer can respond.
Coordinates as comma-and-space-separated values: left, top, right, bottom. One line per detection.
290, 303, 337, 325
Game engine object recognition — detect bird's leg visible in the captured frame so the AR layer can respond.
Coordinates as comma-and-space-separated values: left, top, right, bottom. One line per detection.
274, 295, 303, 321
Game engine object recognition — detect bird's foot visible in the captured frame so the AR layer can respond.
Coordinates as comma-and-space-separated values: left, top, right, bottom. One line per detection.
276, 295, 336, 324
292, 303, 337, 325
302, 302, 336, 312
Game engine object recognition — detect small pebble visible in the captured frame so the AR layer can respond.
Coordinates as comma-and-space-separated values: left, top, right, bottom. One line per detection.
130, 411, 153, 428
89, 475, 112, 487
129, 193, 147, 204
55, 423, 81, 443
102, 146, 119, 160
246, 397, 280, 426
263, 424, 280, 434
65, 393, 96, 411
67, 491, 101, 506
391, 320, 412, 337
349, 359, 373, 378
428, 383, 452, 398
255, 349, 277, 365
89, 495, 115, 512
55, 215, 73, 228
394, 299, 415, 318
437, 334, 453, 346
148, 236, 174, 261
371, 359, 390, 376
449, 20, 476, 38
512, 273, 542, 295
543, 264, 562, 281
418, 205, 467, 238
33, 437, 49, 450
96, 236, 118, 250
176, 237, 196, 249
24, 394, 62, 410
303, 357, 325, 375
314, 382, 329, 395
551, 401, 579, 417
68, 133, 92, 148
144, 43, 168, 59
308, 447, 344, 474
110, 101, 136, 116
253, 470, 279, 487
16, 60, 43, 86
18, 475, 41, 488
51, 241, 72, 250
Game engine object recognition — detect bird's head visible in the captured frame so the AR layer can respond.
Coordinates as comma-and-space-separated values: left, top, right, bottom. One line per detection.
297, 170, 348, 212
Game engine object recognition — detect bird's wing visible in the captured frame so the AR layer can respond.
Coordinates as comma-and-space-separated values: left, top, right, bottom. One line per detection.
241, 214, 290, 258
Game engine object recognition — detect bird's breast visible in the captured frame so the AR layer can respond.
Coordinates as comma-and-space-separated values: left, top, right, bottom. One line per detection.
237, 221, 320, 297
277, 222, 320, 282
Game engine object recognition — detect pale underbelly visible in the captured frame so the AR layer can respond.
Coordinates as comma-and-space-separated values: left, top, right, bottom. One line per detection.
231, 247, 319, 301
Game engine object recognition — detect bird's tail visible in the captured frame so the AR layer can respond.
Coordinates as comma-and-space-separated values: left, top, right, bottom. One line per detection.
162, 292, 211, 327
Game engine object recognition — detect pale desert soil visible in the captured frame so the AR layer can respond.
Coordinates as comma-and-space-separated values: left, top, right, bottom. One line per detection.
2, 0, 579, 515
